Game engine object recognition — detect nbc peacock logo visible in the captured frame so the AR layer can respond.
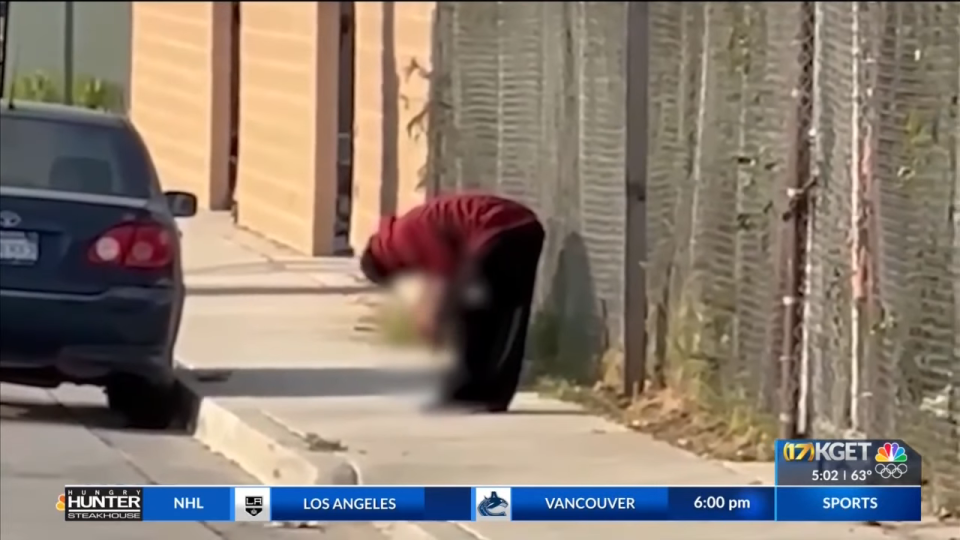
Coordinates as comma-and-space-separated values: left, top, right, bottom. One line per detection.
875, 442, 907, 463
56, 494, 65, 511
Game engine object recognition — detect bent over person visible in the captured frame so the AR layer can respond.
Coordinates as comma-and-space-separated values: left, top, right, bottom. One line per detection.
360, 193, 545, 412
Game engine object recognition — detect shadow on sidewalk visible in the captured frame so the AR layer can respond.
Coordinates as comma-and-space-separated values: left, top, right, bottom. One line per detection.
178, 367, 587, 416
182, 366, 440, 398
1, 398, 116, 428
0, 394, 192, 434
187, 285, 376, 297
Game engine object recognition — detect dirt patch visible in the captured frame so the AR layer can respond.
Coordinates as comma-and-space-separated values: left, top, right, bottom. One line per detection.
531, 350, 777, 463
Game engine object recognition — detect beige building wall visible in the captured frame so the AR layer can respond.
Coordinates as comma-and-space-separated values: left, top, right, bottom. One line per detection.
350, 2, 435, 250
129, 2, 231, 210
234, 2, 340, 256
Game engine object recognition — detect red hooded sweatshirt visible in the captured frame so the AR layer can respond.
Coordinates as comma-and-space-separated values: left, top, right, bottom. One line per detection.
367, 194, 538, 278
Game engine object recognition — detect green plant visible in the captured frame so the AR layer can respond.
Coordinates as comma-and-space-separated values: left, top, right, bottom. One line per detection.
10, 71, 125, 112
12, 71, 62, 102
73, 76, 125, 112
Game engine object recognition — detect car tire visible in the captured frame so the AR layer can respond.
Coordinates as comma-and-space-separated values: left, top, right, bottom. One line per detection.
106, 375, 178, 430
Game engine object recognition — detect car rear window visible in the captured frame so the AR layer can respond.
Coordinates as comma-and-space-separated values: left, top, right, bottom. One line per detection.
0, 114, 154, 198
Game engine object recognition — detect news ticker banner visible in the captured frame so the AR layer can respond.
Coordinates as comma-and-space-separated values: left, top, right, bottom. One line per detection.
59, 485, 921, 522
775, 439, 922, 487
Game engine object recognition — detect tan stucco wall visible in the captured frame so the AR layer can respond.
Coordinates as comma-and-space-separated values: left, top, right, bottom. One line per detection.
130, 2, 433, 255
129, 2, 231, 210
234, 2, 340, 256
349, 2, 435, 250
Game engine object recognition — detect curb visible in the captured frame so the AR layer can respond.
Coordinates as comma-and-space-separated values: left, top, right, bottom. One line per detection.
174, 368, 359, 486
172, 365, 474, 540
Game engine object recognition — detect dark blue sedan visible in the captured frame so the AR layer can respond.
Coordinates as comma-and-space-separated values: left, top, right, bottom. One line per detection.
0, 100, 196, 428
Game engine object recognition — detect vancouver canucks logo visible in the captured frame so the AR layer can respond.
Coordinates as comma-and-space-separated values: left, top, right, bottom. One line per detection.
477, 491, 509, 517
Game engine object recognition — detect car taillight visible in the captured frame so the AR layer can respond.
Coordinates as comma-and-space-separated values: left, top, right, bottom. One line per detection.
88, 223, 174, 269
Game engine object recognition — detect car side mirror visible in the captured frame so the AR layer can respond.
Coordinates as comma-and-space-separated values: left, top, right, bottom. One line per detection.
164, 191, 198, 218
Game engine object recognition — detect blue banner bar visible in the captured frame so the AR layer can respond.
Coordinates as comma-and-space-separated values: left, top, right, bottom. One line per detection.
776, 487, 921, 521
667, 487, 774, 521
272, 486, 774, 521
142, 487, 233, 521
513, 486, 775, 521
271, 486, 471, 521
510, 486, 667, 521
135, 485, 921, 522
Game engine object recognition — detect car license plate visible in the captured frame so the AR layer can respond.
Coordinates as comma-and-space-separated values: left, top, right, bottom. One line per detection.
0, 231, 40, 264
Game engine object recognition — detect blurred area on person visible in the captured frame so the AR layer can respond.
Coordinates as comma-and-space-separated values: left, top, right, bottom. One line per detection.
360, 193, 544, 413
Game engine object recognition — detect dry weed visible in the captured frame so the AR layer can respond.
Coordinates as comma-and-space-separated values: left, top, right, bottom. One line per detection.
534, 348, 776, 462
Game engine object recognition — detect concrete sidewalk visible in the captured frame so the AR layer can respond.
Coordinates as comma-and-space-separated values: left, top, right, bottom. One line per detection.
174, 213, 954, 540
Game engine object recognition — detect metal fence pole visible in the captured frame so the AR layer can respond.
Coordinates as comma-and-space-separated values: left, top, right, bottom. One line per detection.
0, 1, 9, 97
63, 0, 74, 104
777, 1, 816, 440
623, 1, 650, 398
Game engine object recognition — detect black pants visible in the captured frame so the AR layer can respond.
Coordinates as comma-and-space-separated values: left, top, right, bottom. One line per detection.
442, 221, 545, 411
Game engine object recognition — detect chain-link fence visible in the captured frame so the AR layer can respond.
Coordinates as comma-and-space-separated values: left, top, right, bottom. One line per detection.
428, 2, 628, 377
426, 1, 959, 514
805, 1, 960, 514
646, 1, 803, 419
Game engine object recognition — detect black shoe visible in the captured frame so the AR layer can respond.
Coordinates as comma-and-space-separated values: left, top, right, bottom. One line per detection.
424, 398, 511, 414
421, 398, 487, 414
484, 401, 510, 413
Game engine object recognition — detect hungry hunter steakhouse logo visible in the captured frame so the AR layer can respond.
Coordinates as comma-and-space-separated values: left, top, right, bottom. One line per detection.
60, 487, 143, 522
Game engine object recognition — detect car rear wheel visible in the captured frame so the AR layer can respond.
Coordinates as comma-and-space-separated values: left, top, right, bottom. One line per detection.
106, 375, 178, 430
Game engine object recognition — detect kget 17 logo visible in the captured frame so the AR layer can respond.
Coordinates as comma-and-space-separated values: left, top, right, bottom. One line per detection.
781, 440, 908, 463
782, 440, 872, 462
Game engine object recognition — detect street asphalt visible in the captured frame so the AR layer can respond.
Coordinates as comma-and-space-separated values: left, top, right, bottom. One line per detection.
0, 382, 387, 540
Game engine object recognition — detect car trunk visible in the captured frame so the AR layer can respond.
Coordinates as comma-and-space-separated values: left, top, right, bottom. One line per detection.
0, 192, 173, 295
